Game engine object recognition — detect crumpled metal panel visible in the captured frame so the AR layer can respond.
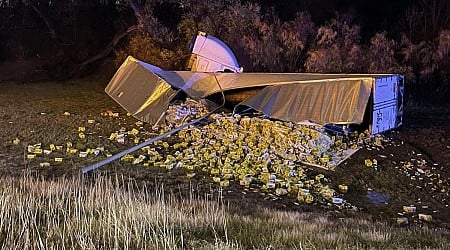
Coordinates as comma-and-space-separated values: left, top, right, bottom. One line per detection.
105, 56, 177, 123
235, 79, 373, 124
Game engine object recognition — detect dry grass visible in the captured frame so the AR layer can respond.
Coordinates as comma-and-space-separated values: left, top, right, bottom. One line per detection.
0, 173, 449, 249
0, 173, 233, 249
1, 79, 449, 249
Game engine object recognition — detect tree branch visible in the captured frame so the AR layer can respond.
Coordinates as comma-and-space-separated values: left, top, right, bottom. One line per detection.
29, 2, 57, 41
68, 25, 138, 78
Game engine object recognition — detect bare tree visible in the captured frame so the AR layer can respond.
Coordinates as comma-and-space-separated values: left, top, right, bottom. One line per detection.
401, 0, 449, 42
126, 0, 174, 45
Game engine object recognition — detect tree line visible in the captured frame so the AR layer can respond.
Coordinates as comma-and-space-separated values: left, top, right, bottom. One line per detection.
0, 0, 448, 103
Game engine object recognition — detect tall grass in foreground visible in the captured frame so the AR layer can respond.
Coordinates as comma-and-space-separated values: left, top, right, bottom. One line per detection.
0, 174, 449, 249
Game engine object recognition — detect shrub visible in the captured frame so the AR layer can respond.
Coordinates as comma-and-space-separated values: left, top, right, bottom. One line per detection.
114, 32, 181, 69
400, 29, 450, 103
176, 0, 263, 70
367, 32, 401, 74
241, 11, 316, 72
305, 17, 364, 73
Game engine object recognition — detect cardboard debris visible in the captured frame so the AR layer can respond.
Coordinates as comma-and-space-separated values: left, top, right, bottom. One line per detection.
220, 180, 230, 187
128, 128, 139, 136
403, 205, 416, 213
103, 110, 120, 117
52, 100, 363, 208
276, 188, 288, 196
338, 184, 348, 193
68, 149, 78, 154
418, 214, 432, 222
18, 98, 401, 211
109, 133, 117, 140
132, 155, 146, 165
396, 217, 409, 226
85, 99, 361, 207
39, 162, 50, 167
124, 100, 381, 207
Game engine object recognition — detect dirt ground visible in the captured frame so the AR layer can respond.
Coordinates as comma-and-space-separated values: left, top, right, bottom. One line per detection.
0, 77, 449, 230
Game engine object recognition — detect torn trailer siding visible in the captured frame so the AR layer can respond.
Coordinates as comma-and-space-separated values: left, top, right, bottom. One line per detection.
105, 56, 178, 124
234, 78, 373, 125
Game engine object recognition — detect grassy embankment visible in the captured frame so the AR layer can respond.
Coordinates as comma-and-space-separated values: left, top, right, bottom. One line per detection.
0, 173, 449, 249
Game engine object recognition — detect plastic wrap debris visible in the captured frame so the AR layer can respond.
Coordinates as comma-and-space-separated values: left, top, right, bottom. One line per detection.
332, 198, 344, 204
165, 98, 210, 127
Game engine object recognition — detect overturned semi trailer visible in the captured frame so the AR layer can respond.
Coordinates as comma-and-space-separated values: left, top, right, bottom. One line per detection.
106, 56, 403, 135
106, 32, 403, 135
82, 33, 404, 173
